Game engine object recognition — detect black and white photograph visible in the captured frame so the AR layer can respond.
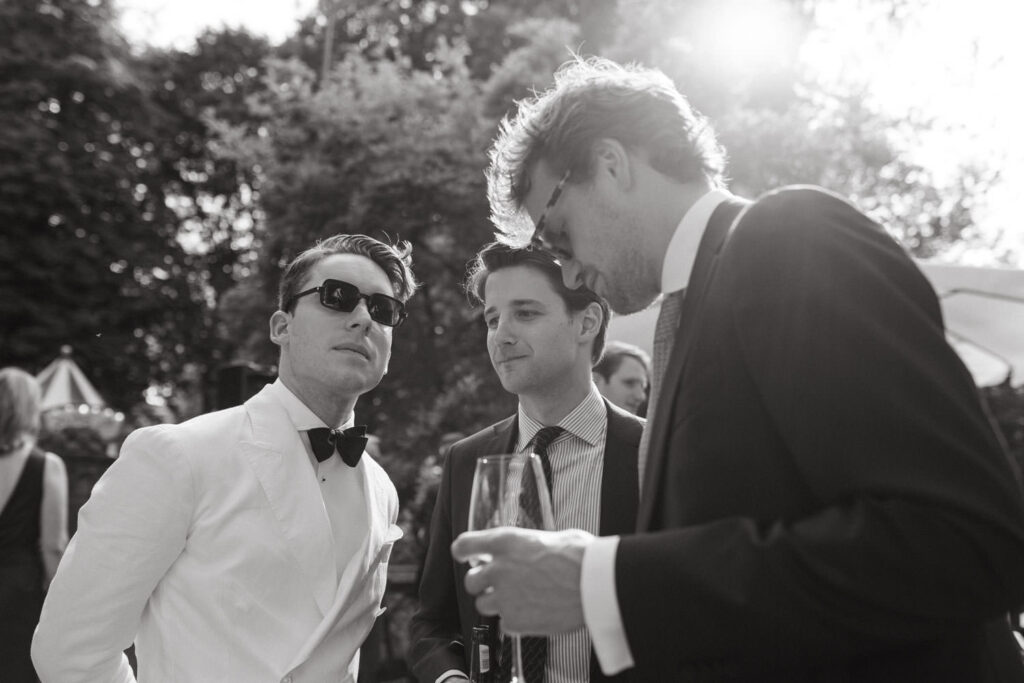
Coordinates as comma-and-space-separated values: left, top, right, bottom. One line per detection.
3, 0, 1023, 681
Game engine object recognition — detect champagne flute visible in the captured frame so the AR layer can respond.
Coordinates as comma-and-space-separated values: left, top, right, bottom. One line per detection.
467, 453, 555, 683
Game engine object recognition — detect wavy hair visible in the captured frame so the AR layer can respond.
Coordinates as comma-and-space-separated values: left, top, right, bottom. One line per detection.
487, 56, 727, 243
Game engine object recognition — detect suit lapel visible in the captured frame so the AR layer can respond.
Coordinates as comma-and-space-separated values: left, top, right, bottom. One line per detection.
454, 416, 517, 535
331, 458, 387, 606
488, 415, 519, 455
240, 386, 338, 615
638, 199, 749, 529
599, 400, 639, 536
289, 458, 403, 670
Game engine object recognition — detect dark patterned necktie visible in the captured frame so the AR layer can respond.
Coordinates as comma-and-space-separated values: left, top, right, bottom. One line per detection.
502, 425, 563, 683
307, 425, 368, 467
637, 288, 685, 484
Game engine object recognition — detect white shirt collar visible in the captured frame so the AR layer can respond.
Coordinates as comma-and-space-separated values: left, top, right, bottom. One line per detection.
265, 379, 354, 432
660, 188, 734, 294
516, 384, 606, 450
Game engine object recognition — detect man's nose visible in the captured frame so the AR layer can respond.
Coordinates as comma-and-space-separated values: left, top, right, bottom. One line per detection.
489, 315, 520, 348
347, 298, 373, 330
492, 316, 516, 344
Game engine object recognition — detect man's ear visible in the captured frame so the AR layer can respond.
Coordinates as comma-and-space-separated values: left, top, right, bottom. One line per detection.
269, 310, 290, 347
591, 138, 634, 191
578, 301, 603, 344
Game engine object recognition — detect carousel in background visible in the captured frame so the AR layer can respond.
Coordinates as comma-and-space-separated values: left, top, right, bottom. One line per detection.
36, 345, 125, 458
36, 345, 126, 533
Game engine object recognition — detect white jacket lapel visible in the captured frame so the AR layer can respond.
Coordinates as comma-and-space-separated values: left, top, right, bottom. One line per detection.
287, 454, 401, 670
240, 386, 337, 615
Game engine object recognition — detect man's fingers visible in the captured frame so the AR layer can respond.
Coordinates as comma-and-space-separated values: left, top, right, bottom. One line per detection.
463, 562, 492, 597
451, 529, 486, 563
474, 589, 501, 617
452, 528, 514, 563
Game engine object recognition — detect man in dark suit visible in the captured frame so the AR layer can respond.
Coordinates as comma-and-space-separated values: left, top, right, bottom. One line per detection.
410, 242, 643, 683
452, 57, 1024, 681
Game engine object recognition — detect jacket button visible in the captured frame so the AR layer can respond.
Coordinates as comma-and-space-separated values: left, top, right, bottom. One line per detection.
281, 677, 292, 683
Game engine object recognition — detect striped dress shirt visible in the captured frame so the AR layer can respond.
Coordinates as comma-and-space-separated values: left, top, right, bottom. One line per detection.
513, 385, 607, 683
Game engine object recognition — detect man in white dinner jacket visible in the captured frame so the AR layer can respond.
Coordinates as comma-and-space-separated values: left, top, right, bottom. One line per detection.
32, 233, 419, 683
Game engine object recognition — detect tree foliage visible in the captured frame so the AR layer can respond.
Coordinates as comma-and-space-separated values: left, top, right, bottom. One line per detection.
137, 28, 274, 297
0, 0, 203, 409
2, 0, 1013, 454
604, 0, 998, 260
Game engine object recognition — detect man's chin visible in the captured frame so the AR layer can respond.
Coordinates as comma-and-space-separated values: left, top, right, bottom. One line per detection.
323, 370, 383, 397
496, 370, 528, 396
608, 293, 657, 316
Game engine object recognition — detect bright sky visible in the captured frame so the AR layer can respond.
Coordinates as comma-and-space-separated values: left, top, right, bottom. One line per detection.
803, 0, 1024, 265
116, 0, 1024, 265
117, 0, 318, 48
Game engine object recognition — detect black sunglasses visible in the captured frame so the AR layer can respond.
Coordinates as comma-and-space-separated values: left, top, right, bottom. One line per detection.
287, 278, 407, 327
529, 168, 571, 252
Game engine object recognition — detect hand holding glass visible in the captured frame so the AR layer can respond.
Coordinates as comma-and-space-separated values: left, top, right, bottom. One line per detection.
467, 453, 555, 683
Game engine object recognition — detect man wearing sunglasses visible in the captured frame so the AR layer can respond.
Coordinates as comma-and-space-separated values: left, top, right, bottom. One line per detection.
410, 242, 642, 683
452, 57, 1024, 681
34, 234, 418, 683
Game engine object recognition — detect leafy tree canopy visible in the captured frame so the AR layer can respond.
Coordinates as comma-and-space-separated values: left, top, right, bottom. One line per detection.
2, 0, 1011, 447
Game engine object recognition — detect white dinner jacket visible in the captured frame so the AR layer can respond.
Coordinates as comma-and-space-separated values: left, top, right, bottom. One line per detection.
33, 384, 402, 683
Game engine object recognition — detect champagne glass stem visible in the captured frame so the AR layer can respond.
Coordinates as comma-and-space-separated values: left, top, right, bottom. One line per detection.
511, 634, 523, 683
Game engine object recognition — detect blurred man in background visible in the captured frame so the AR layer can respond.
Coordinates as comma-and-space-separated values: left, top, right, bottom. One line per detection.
592, 341, 650, 416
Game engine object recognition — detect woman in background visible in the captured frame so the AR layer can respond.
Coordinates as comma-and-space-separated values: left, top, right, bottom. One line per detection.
0, 367, 69, 682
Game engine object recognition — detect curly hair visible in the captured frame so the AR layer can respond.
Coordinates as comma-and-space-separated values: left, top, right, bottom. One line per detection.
487, 56, 727, 244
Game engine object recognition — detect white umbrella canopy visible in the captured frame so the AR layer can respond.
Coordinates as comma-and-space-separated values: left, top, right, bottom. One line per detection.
606, 262, 1024, 388
918, 263, 1024, 387
35, 345, 107, 412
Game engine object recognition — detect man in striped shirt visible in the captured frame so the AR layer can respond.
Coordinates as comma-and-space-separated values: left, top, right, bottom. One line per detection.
409, 242, 643, 683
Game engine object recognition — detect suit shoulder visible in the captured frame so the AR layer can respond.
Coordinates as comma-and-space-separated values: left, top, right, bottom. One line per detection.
749, 184, 854, 215
730, 185, 886, 251
605, 401, 644, 444
722, 185, 912, 293
119, 406, 247, 462
447, 417, 515, 462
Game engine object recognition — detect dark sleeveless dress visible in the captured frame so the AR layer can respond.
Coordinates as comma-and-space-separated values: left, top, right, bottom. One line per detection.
0, 448, 46, 683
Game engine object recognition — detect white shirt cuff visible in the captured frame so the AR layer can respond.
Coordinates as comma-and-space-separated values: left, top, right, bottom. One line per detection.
436, 669, 469, 683
580, 535, 634, 674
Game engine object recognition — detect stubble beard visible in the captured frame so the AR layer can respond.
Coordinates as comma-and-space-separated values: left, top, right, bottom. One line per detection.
602, 228, 660, 316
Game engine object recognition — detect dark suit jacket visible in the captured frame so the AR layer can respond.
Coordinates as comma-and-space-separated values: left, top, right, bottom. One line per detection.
616, 186, 1024, 681
410, 399, 643, 683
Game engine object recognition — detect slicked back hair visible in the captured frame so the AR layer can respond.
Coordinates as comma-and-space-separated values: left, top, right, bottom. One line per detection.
278, 234, 420, 313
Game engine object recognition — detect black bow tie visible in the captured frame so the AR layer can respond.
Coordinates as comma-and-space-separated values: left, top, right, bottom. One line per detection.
307, 425, 368, 467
